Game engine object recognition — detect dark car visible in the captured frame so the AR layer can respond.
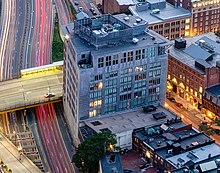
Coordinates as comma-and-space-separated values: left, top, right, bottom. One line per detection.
168, 97, 175, 102
175, 102, 184, 108
142, 105, 157, 113
139, 163, 150, 169
74, 1, 79, 5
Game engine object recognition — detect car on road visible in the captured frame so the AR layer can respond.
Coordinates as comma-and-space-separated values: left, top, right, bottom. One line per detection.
74, 1, 79, 5
44, 93, 55, 98
167, 97, 175, 102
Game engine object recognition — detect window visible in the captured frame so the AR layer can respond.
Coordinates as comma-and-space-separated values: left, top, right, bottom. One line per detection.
106, 79, 117, 87
136, 49, 141, 60
106, 56, 111, 66
199, 86, 203, 93
120, 93, 131, 101
105, 87, 117, 96
135, 73, 146, 81
121, 52, 126, 63
90, 82, 103, 91
128, 51, 133, 62
149, 78, 160, 86
120, 76, 132, 84
120, 84, 132, 92
98, 57, 104, 68
113, 54, 118, 65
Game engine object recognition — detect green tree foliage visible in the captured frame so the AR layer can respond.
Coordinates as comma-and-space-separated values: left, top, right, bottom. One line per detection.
72, 131, 117, 173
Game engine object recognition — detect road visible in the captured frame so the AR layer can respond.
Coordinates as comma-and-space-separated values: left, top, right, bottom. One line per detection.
0, 70, 63, 112
35, 103, 75, 173
166, 99, 220, 145
0, 0, 53, 81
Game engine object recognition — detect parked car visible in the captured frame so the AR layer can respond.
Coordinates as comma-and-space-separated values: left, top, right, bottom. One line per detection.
44, 93, 55, 98
74, 1, 79, 5
175, 102, 184, 108
139, 163, 151, 169
168, 97, 175, 102
123, 169, 133, 173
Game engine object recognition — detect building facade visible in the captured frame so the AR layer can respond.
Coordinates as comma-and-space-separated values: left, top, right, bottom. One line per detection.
167, 33, 220, 110
166, 0, 220, 36
132, 119, 220, 172
203, 84, 220, 118
129, 0, 191, 40
64, 14, 171, 122
102, 0, 134, 14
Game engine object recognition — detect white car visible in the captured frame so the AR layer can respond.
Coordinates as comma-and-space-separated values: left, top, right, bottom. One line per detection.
44, 93, 55, 98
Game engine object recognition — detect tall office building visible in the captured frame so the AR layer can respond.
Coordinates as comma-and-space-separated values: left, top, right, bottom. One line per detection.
63, 14, 170, 141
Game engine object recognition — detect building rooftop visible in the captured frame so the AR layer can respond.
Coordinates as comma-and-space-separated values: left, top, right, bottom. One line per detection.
117, 0, 134, 5
100, 152, 123, 173
167, 143, 220, 169
205, 84, 220, 97
169, 32, 220, 74
129, 0, 191, 25
81, 106, 177, 134
67, 14, 170, 56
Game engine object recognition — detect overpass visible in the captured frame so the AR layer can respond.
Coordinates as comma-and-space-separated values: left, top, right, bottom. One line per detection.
0, 61, 63, 114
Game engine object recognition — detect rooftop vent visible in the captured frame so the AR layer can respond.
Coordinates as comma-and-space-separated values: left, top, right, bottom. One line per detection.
136, 18, 141, 23
152, 9, 160, 14
198, 39, 215, 53
132, 38, 139, 44
124, 17, 129, 21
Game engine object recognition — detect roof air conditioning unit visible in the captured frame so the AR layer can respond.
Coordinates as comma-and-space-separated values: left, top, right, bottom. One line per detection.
132, 38, 139, 44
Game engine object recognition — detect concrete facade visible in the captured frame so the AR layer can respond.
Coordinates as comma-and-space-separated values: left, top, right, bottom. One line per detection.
64, 14, 171, 123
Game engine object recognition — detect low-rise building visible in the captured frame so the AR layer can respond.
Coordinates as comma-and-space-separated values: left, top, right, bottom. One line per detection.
132, 119, 220, 172
80, 106, 177, 150
129, 0, 191, 40
203, 84, 220, 117
167, 32, 220, 110
103, 0, 134, 14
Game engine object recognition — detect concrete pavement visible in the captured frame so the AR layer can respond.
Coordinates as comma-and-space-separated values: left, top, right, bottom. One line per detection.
0, 133, 41, 173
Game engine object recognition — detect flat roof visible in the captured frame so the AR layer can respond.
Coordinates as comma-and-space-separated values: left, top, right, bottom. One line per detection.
129, 1, 191, 25
166, 143, 220, 169
117, 0, 134, 5
70, 14, 171, 55
169, 32, 220, 74
205, 84, 220, 97
100, 152, 123, 173
82, 106, 177, 134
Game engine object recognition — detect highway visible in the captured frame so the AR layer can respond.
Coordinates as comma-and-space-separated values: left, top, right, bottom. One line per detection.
35, 103, 75, 173
54, 0, 71, 25
0, 0, 53, 81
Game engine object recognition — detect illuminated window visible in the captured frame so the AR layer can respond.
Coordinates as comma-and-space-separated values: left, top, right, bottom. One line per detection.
195, 91, 197, 97
186, 18, 190, 24
168, 75, 171, 80
89, 102, 94, 108
185, 31, 189, 36
185, 25, 190, 30
199, 86, 203, 93
98, 82, 103, 89
186, 86, 189, 91
190, 88, 193, 93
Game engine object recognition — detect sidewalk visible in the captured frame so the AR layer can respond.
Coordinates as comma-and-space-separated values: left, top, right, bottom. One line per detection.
0, 134, 41, 173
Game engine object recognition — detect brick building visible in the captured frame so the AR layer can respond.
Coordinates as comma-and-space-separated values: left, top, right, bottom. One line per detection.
166, 0, 220, 36
102, 0, 134, 14
129, 0, 191, 40
132, 119, 220, 172
167, 33, 220, 110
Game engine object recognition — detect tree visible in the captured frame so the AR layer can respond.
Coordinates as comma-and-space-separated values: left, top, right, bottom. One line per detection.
72, 131, 117, 173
